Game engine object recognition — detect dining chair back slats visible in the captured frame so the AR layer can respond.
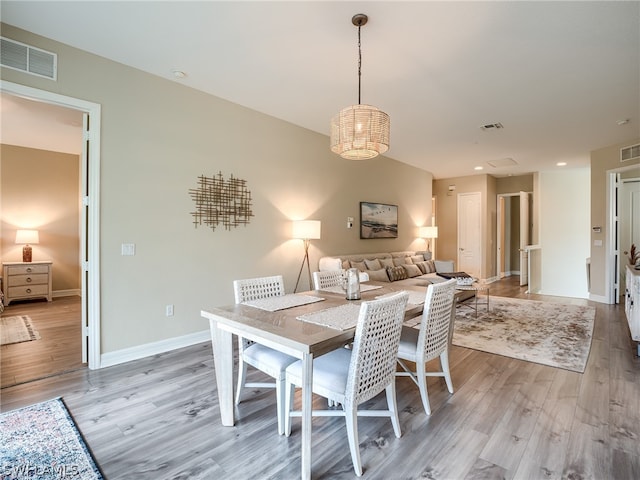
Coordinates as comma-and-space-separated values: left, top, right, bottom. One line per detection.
312, 270, 345, 290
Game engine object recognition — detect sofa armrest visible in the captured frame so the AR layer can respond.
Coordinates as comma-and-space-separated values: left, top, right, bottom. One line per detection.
434, 259, 455, 273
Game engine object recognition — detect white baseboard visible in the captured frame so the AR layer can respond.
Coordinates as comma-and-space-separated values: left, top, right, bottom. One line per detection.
100, 329, 211, 368
588, 293, 610, 304
52, 289, 81, 298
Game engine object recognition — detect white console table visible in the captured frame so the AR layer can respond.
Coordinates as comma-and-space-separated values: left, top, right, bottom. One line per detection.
624, 265, 640, 356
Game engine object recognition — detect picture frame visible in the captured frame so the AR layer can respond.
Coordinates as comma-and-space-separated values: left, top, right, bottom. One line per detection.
360, 202, 398, 239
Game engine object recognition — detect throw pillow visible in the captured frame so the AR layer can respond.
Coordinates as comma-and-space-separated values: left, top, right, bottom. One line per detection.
410, 255, 425, 264
366, 268, 390, 282
402, 264, 422, 278
386, 265, 408, 281
415, 260, 436, 274
380, 257, 395, 268
392, 256, 411, 266
350, 260, 367, 272
364, 258, 382, 270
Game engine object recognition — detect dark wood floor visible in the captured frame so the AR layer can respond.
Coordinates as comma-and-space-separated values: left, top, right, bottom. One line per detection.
1, 278, 639, 479
1, 296, 83, 388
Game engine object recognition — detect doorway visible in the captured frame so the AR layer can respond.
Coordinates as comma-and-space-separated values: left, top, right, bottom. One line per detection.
0, 81, 101, 371
496, 192, 533, 283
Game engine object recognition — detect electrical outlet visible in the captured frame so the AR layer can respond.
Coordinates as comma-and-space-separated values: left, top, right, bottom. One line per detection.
166, 304, 174, 316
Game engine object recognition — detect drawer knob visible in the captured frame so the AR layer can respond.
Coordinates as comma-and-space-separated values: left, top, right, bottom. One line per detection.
26, 288, 32, 294
26, 267, 33, 273
26, 277, 32, 283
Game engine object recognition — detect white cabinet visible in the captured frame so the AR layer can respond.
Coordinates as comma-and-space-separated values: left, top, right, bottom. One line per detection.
2, 261, 52, 306
624, 265, 640, 355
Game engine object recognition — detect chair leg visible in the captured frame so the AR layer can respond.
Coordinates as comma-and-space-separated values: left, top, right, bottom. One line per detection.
440, 350, 454, 393
284, 381, 294, 437
276, 377, 286, 435
345, 405, 363, 476
385, 383, 402, 438
416, 360, 432, 415
235, 360, 247, 405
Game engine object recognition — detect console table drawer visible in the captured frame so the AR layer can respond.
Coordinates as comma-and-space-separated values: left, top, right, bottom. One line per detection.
5, 264, 49, 276
6, 273, 49, 287
8, 284, 50, 298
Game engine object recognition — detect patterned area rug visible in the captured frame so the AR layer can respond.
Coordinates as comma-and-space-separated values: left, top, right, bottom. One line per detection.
0, 398, 103, 480
452, 296, 595, 373
0, 315, 41, 346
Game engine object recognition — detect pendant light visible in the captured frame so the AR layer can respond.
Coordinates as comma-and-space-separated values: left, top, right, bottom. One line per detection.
330, 14, 390, 160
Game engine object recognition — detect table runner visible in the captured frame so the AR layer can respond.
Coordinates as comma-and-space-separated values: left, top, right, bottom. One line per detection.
318, 284, 383, 295
297, 303, 362, 330
242, 294, 325, 312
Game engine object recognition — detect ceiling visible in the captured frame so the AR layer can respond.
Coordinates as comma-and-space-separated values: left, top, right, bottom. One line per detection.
1, 1, 639, 179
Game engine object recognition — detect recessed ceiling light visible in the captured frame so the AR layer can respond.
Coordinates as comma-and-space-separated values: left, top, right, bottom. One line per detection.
557, 162, 567, 166
480, 122, 504, 131
172, 70, 187, 79
474, 166, 483, 171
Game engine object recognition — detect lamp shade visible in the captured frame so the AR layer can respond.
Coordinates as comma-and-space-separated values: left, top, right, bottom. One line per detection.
331, 105, 390, 160
15, 229, 39, 245
292, 220, 321, 240
419, 226, 438, 239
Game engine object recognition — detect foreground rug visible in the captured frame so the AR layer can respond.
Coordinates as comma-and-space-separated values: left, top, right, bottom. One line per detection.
452, 296, 595, 373
0, 398, 103, 480
0, 315, 41, 346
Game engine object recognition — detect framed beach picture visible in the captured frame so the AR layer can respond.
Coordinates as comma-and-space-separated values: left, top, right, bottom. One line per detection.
360, 202, 398, 239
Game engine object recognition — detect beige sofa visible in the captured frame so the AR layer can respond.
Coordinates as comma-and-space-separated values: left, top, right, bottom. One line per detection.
318, 250, 456, 288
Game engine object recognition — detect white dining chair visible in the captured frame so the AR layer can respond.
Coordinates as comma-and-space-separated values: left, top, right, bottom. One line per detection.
234, 275, 297, 435
284, 291, 409, 476
312, 269, 345, 290
395, 278, 457, 415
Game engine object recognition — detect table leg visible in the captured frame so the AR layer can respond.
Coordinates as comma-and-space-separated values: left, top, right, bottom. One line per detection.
208, 318, 235, 426
301, 352, 313, 480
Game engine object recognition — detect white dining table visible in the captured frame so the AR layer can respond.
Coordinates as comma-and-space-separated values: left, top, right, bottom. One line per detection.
201, 283, 424, 479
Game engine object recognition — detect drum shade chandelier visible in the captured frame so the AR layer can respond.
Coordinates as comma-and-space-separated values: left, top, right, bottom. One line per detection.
330, 14, 390, 160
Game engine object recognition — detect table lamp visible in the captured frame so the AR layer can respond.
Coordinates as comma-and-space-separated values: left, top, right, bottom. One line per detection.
15, 229, 39, 262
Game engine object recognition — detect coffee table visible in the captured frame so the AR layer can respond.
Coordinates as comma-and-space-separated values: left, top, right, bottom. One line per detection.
455, 282, 490, 317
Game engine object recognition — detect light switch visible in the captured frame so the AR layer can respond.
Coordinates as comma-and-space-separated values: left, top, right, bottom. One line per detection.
121, 243, 135, 255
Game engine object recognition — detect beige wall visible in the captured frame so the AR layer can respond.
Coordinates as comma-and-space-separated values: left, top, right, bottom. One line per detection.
0, 145, 80, 292
590, 139, 640, 299
0, 24, 433, 354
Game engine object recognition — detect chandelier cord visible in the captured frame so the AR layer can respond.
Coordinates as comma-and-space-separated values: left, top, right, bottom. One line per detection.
357, 22, 362, 105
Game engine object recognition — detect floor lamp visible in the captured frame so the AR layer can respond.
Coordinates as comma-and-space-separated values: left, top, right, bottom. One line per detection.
292, 220, 321, 293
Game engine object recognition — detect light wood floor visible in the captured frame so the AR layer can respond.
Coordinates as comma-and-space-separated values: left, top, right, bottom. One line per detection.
1, 278, 639, 479
1, 296, 84, 388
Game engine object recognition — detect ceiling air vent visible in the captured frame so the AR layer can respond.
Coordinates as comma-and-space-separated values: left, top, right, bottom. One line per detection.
1, 37, 57, 80
480, 122, 504, 131
620, 143, 640, 163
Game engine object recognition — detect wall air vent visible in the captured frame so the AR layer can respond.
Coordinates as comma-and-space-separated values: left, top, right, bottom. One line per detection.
620, 143, 640, 163
1, 37, 57, 80
480, 122, 504, 131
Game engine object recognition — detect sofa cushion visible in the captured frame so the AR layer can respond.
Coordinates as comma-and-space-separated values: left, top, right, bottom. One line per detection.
386, 265, 408, 281
350, 260, 367, 271
364, 258, 382, 270
366, 268, 390, 282
393, 256, 411, 266
402, 264, 422, 278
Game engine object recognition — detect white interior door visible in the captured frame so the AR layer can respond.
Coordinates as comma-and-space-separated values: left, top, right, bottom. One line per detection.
620, 178, 640, 296
519, 191, 531, 286
458, 192, 482, 278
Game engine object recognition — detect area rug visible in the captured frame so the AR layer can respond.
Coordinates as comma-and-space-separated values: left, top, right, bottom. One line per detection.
452, 296, 595, 373
0, 315, 41, 346
0, 398, 103, 479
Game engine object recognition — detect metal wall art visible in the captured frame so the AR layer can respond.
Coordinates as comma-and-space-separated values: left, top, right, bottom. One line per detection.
189, 172, 253, 231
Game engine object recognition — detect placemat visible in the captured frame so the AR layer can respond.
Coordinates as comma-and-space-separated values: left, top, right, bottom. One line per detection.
297, 303, 362, 330
319, 284, 383, 294
242, 294, 325, 312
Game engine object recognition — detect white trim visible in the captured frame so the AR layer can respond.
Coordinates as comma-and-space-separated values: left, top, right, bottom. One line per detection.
0, 80, 102, 369
589, 293, 608, 304
100, 330, 211, 368
52, 289, 81, 298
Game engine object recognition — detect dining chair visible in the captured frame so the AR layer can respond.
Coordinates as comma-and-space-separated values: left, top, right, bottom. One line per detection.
395, 278, 457, 415
284, 291, 409, 477
233, 275, 297, 435
312, 269, 345, 290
